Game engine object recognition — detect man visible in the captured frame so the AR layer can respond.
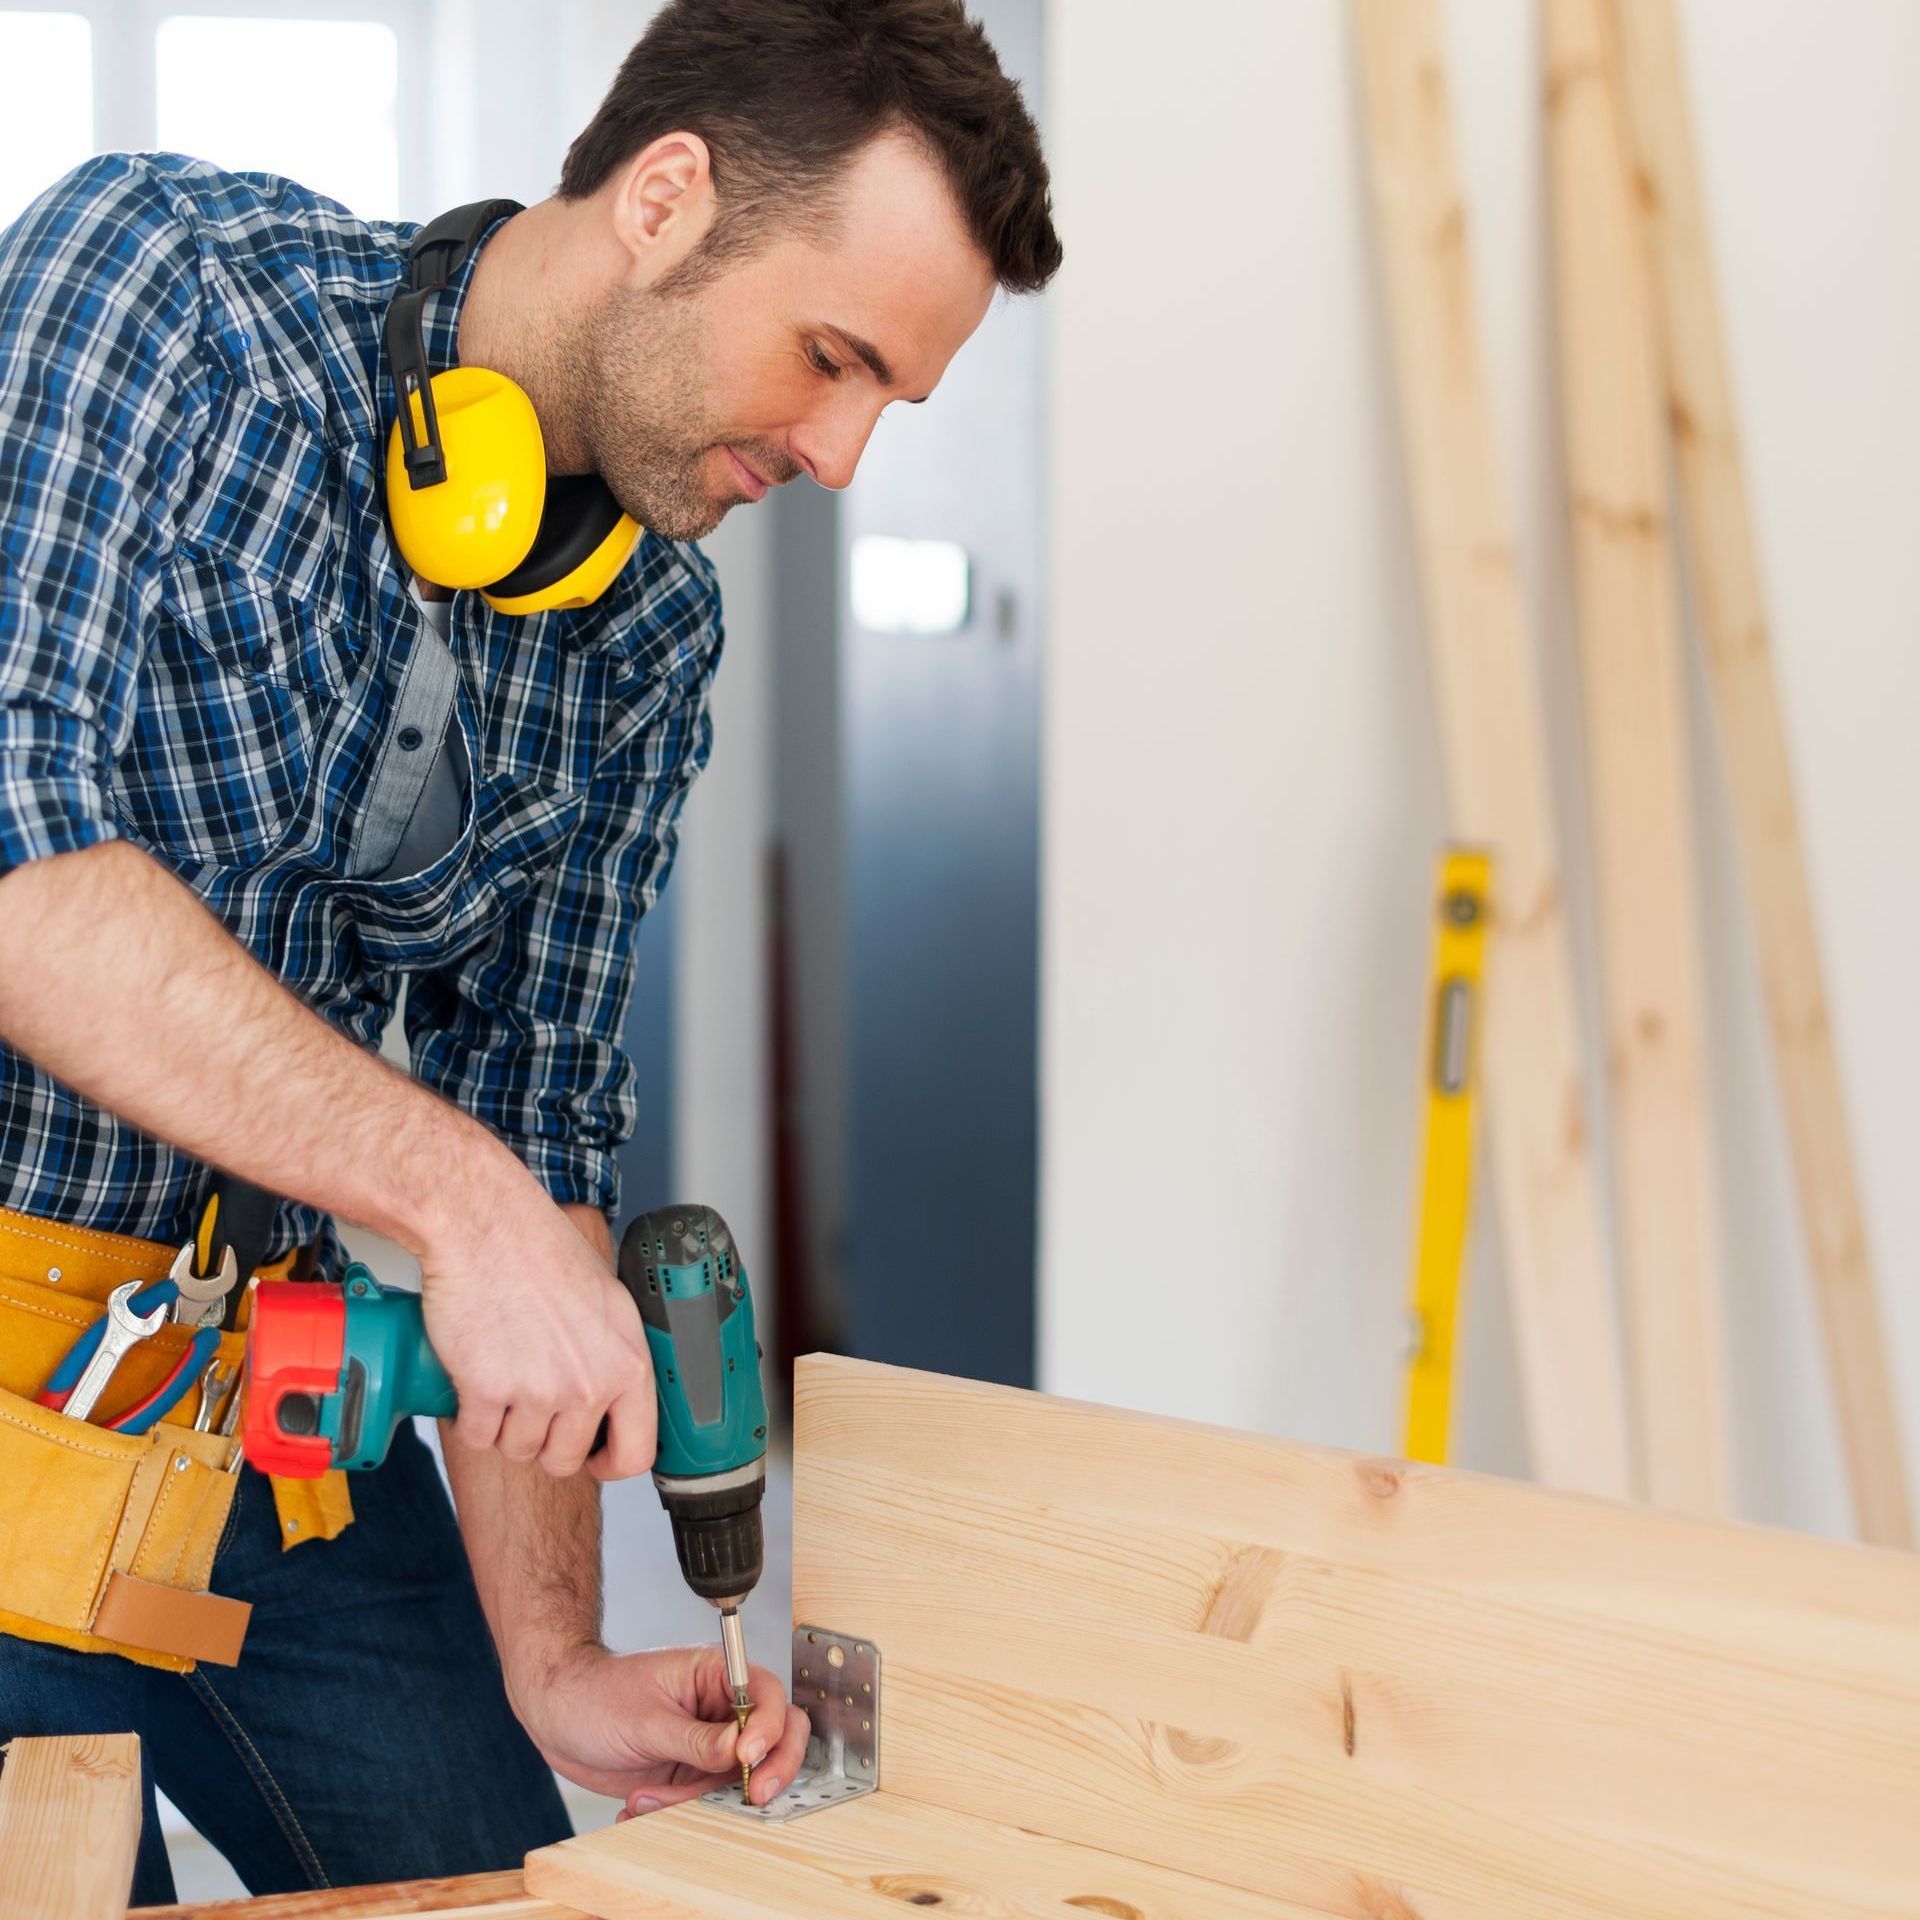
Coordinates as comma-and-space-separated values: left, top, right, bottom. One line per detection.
0, 0, 1060, 1900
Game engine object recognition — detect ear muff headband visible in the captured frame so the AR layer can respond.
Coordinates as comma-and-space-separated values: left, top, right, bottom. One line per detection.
385, 201, 641, 615
386, 196, 524, 497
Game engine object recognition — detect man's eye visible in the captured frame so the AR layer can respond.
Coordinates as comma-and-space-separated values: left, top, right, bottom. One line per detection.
806, 342, 844, 379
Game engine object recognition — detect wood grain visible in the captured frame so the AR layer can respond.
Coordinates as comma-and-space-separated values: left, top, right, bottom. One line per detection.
132, 1869, 576, 1920
529, 1793, 1321, 1919
795, 1358, 1919, 1919
0, 1733, 143, 1920
1542, 0, 1727, 1517
1605, 0, 1915, 1547
1352, 0, 1631, 1498
531, 1360, 1920, 1919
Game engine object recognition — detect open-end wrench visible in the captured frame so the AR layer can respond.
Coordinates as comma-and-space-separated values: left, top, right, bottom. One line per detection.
193, 1361, 237, 1432
168, 1241, 240, 1329
63, 1281, 171, 1424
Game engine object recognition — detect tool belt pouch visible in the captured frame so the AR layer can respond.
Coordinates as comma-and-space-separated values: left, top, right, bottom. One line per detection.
0, 1277, 249, 1673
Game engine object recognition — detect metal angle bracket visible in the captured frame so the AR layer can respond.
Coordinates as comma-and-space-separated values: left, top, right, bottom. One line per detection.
701, 1624, 880, 1823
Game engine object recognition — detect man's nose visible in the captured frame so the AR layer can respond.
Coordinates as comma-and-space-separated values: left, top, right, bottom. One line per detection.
790, 401, 883, 492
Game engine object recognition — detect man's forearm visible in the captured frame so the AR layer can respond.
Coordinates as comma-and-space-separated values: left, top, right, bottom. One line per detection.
0, 840, 528, 1252
441, 1203, 612, 1714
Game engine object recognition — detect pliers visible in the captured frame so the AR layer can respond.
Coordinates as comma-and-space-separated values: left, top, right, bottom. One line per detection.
37, 1277, 221, 1434
110, 1323, 224, 1436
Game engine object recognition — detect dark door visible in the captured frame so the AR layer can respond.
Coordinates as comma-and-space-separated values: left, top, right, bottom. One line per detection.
838, 0, 1046, 1387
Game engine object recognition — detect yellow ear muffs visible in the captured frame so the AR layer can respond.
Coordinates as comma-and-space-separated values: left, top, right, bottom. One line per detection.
480, 477, 643, 615
383, 199, 643, 616
384, 366, 547, 590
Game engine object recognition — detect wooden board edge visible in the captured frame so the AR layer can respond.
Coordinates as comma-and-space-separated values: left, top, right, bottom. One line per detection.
131, 1869, 574, 1920
0, 1732, 143, 1920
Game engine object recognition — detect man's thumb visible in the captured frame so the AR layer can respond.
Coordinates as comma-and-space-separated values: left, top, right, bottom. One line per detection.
666, 1712, 736, 1775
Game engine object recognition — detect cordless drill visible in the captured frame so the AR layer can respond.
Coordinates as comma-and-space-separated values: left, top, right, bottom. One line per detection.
243, 1204, 770, 1778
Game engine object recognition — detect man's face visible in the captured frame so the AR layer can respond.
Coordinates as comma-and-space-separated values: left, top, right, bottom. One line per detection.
579, 132, 998, 540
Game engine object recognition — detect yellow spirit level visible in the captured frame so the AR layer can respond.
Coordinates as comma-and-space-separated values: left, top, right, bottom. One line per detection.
1402, 847, 1492, 1464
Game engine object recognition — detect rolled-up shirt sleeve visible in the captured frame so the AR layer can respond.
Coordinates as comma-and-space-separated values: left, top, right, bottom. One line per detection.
405, 604, 723, 1216
0, 155, 204, 877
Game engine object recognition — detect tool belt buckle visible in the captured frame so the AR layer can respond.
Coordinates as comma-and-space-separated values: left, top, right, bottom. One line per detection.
166, 1240, 240, 1329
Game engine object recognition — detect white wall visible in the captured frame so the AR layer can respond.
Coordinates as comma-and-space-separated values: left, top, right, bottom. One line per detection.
1040, 0, 1920, 1540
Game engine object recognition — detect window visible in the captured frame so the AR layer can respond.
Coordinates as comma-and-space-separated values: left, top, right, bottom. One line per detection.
0, 2, 423, 232
0, 12, 95, 227
156, 16, 402, 217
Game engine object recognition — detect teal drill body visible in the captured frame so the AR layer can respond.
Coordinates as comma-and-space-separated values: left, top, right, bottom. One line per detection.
289, 1207, 767, 1493
635, 1216, 768, 1483
320, 1266, 459, 1470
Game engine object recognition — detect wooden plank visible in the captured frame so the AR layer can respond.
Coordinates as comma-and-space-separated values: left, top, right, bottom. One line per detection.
1605, 0, 1915, 1548
1542, 0, 1727, 1516
529, 1358, 1920, 1916
1352, 0, 1631, 1499
766, 1356, 1915, 1920
132, 1869, 576, 1920
528, 1793, 1319, 1920
0, 1733, 143, 1920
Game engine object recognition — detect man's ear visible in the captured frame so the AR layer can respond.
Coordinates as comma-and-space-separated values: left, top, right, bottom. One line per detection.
611, 132, 715, 281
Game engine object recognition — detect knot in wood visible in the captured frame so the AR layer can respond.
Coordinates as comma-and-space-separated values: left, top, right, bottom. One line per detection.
1360, 1460, 1404, 1502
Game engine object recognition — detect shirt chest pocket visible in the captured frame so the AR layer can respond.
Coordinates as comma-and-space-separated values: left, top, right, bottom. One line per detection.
161, 383, 355, 699
127, 388, 359, 869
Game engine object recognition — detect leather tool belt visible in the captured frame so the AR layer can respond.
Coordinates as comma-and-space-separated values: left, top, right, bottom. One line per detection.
0, 1207, 354, 1671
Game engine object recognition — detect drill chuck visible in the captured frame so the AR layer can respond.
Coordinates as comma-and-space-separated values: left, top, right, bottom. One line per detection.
655, 1459, 767, 1606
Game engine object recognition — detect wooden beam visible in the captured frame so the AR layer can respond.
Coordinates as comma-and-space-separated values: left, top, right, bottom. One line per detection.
0, 1734, 142, 1920
1542, 0, 1727, 1516
132, 1870, 576, 1920
1352, 0, 1631, 1499
1605, 0, 1915, 1548
530, 1793, 1321, 1920
531, 1358, 1920, 1920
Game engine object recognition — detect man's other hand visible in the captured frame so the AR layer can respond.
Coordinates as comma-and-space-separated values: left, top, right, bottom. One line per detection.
517, 1643, 812, 1814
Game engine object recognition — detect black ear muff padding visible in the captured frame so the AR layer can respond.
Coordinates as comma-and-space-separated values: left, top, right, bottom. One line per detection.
486, 475, 630, 600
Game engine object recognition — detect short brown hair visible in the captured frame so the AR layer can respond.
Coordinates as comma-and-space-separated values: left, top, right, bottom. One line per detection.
559, 0, 1061, 295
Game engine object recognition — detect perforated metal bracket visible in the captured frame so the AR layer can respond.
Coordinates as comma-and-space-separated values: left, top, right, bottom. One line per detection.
701, 1624, 880, 1823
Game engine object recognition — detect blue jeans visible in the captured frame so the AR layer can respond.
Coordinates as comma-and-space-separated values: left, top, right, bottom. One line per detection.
0, 1424, 571, 1903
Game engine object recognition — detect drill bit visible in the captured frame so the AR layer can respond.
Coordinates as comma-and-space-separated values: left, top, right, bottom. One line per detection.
719, 1604, 753, 1797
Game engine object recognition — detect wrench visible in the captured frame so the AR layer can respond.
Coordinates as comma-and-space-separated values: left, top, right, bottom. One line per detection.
64, 1281, 170, 1424
193, 1361, 237, 1432
168, 1241, 240, 1330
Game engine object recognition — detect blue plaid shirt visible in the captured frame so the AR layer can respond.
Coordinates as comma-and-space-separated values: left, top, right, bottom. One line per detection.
0, 153, 722, 1254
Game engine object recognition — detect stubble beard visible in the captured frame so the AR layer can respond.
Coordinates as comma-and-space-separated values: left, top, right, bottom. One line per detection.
572, 281, 741, 543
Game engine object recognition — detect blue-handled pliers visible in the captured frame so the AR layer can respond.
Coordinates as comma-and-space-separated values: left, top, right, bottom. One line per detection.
109, 1324, 224, 1436
37, 1278, 218, 1433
